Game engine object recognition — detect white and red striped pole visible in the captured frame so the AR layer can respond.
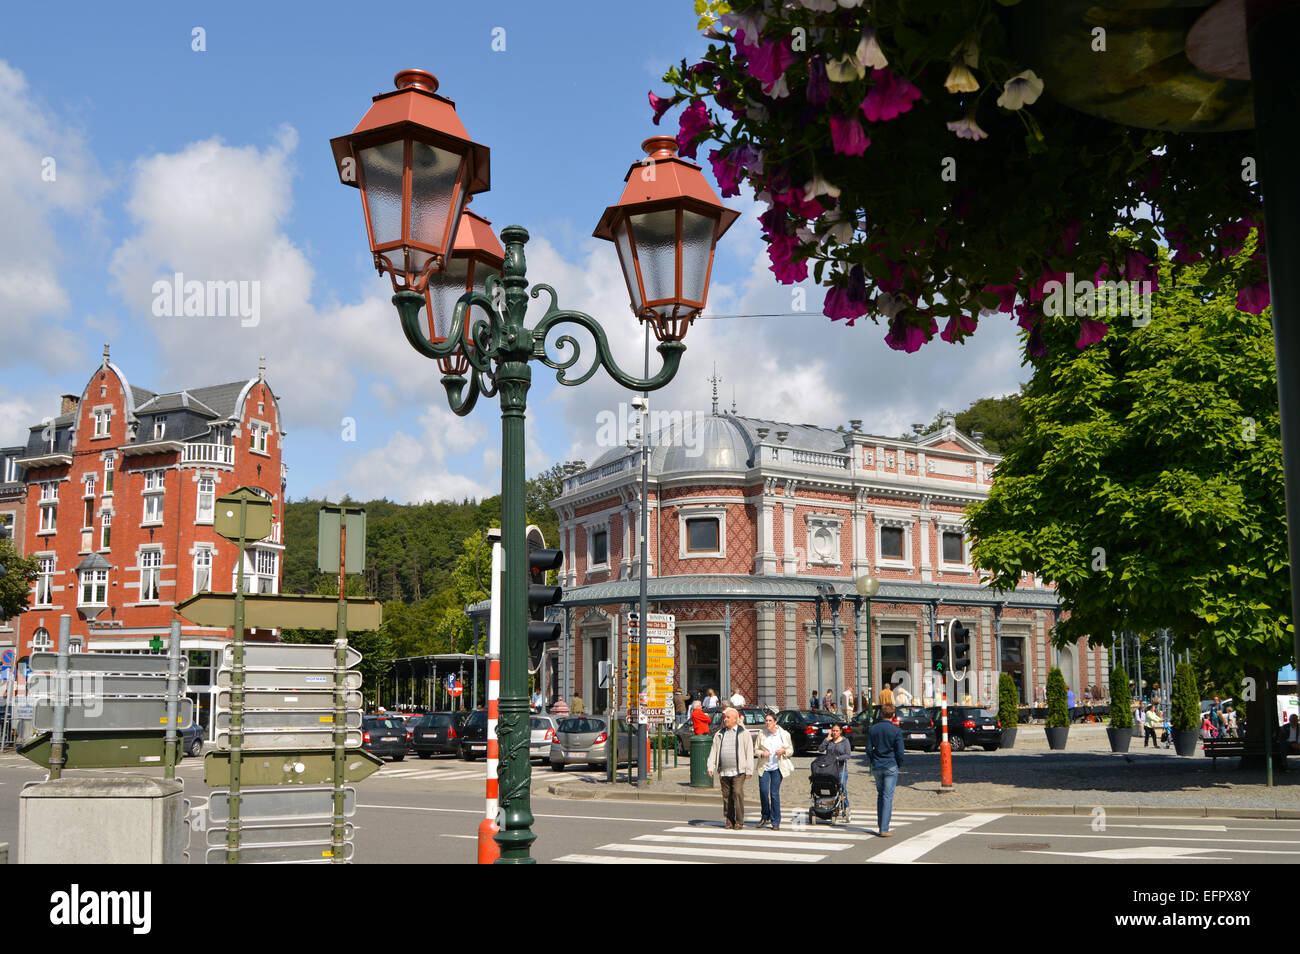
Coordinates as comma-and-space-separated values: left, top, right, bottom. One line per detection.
478, 536, 503, 863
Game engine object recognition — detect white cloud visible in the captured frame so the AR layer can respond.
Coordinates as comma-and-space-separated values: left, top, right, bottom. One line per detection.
0, 392, 42, 447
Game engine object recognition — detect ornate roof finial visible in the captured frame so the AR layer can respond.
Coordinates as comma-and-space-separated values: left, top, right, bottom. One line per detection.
709, 363, 721, 416
731, 385, 737, 415
102, 343, 110, 367
258, 355, 266, 380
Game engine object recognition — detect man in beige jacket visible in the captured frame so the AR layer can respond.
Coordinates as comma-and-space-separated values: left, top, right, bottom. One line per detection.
707, 707, 755, 829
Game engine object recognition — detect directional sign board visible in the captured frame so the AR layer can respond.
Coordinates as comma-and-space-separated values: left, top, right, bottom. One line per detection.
221, 643, 363, 670
318, 505, 366, 575
206, 822, 355, 848
29, 672, 175, 698
627, 611, 676, 640
215, 710, 362, 731
29, 652, 187, 675
214, 488, 274, 543
208, 785, 357, 822
205, 841, 354, 864
217, 728, 363, 750
177, 593, 383, 632
217, 668, 362, 691
34, 697, 192, 732
216, 689, 362, 711
204, 749, 383, 786
19, 731, 171, 769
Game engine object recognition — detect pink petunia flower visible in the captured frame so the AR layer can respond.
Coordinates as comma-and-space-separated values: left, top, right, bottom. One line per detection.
1218, 218, 1255, 258
940, 314, 978, 343
1164, 224, 1203, 265
1026, 324, 1048, 358
885, 315, 936, 353
806, 56, 831, 105
649, 91, 678, 126
830, 114, 871, 156
1237, 281, 1271, 314
984, 284, 1017, 313
1075, 318, 1108, 349
768, 234, 808, 284
676, 101, 712, 159
745, 37, 796, 86
861, 69, 923, 122
708, 149, 745, 198
1123, 249, 1159, 293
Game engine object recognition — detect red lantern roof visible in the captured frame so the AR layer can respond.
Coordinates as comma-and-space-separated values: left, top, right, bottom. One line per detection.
593, 137, 739, 241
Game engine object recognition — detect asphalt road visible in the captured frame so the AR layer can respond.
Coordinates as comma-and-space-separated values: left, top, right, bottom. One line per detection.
3, 749, 1300, 864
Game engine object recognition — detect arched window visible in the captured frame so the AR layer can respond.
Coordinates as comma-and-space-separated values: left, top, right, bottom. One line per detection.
31, 628, 52, 651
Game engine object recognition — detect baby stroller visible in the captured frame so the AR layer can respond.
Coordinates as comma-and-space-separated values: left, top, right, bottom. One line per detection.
809, 752, 848, 823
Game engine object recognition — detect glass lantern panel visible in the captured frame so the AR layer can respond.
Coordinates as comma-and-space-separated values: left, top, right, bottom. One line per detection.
614, 220, 642, 310
425, 258, 472, 341
680, 210, 716, 304
629, 209, 679, 303
359, 140, 406, 247
410, 142, 464, 252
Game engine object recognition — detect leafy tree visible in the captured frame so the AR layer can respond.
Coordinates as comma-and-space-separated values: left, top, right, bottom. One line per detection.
1046, 668, 1068, 728
0, 537, 37, 621
967, 258, 1289, 687
919, 393, 1025, 456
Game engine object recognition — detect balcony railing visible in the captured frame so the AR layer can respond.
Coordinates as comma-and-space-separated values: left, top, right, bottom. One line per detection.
181, 443, 235, 466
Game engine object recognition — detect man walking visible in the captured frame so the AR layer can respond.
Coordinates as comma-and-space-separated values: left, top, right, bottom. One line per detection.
707, 707, 754, 829
868, 703, 905, 836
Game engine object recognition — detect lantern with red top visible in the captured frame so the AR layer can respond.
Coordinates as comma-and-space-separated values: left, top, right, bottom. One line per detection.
330, 69, 490, 296
424, 201, 505, 374
593, 136, 739, 342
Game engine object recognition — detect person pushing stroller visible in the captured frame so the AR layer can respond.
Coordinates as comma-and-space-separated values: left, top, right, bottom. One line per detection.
816, 722, 852, 819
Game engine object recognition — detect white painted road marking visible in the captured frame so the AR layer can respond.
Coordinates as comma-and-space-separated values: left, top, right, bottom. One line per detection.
554, 854, 709, 864
667, 825, 874, 841
1030, 846, 1234, 860
868, 813, 1005, 864
600, 843, 827, 862
633, 833, 851, 851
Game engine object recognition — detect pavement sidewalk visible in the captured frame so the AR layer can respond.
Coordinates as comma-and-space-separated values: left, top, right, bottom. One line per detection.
545, 724, 1300, 818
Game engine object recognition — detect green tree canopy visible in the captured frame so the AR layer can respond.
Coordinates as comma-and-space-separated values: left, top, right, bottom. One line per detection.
967, 258, 1289, 678
917, 392, 1025, 455
0, 537, 37, 621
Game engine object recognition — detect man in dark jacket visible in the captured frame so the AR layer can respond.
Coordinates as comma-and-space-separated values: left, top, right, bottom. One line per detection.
868, 703, 905, 836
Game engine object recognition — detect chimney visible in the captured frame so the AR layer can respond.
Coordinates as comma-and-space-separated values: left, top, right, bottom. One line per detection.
60, 394, 79, 416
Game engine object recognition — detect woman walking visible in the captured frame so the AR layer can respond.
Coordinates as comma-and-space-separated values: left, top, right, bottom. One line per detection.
818, 722, 853, 817
754, 710, 794, 830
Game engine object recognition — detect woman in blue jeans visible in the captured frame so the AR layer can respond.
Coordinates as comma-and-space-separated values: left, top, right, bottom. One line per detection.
868, 703, 905, 836
754, 711, 793, 829
818, 722, 852, 817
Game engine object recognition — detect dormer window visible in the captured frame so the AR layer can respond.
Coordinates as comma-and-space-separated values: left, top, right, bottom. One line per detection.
92, 407, 111, 438
153, 417, 167, 440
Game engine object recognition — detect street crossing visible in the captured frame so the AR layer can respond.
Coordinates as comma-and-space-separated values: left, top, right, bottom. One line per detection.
553, 809, 941, 863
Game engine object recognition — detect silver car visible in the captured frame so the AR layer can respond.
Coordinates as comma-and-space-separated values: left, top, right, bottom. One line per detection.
530, 715, 559, 763
548, 716, 632, 772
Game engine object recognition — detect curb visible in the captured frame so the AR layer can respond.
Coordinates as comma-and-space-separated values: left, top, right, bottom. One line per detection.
545, 783, 1298, 818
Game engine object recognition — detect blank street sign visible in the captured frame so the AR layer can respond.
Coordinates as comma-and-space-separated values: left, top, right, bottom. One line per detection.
19, 731, 170, 769
216, 668, 363, 691
28, 652, 187, 675
208, 786, 357, 822
28, 672, 184, 698
215, 710, 362, 730
204, 841, 354, 864
34, 697, 193, 732
204, 749, 383, 786
216, 689, 362, 711
221, 643, 363, 670
216, 728, 363, 750
206, 822, 355, 848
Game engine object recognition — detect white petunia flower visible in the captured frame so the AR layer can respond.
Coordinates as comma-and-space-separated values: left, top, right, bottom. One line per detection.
997, 70, 1044, 110
826, 54, 866, 82
803, 173, 841, 201
946, 115, 989, 140
944, 63, 980, 94
856, 27, 889, 70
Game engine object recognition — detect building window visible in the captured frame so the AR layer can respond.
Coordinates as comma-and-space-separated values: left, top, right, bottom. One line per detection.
79, 568, 108, 606
249, 422, 270, 454
103, 454, 114, 494
31, 628, 52, 652
100, 510, 112, 550
589, 527, 608, 568
197, 477, 215, 523
685, 634, 721, 699
0, 512, 13, 539
255, 549, 278, 594
142, 470, 165, 524
3, 455, 16, 483
93, 407, 111, 438
153, 417, 167, 440
194, 547, 212, 593
686, 517, 719, 553
880, 526, 905, 560
38, 482, 58, 533
139, 550, 162, 602
35, 557, 55, 605
942, 530, 965, 564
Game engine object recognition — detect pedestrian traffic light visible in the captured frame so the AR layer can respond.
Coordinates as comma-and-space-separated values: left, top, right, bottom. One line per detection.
931, 640, 949, 674
950, 620, 971, 672
526, 526, 563, 668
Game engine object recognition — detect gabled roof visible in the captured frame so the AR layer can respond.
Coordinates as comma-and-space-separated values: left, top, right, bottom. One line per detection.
136, 390, 220, 417
187, 381, 255, 420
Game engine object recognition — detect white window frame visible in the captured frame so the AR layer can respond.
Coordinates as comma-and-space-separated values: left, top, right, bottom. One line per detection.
585, 521, 610, 571
139, 549, 162, 603
100, 509, 112, 551
193, 546, 213, 593
35, 556, 55, 606
805, 514, 844, 568
142, 469, 165, 525
38, 482, 58, 534
196, 476, 215, 524
31, 628, 52, 651
79, 568, 108, 606
153, 417, 167, 440
874, 514, 912, 568
678, 505, 726, 559
2, 455, 16, 483
939, 526, 970, 568
249, 420, 270, 455
92, 406, 111, 439
254, 548, 278, 594
103, 453, 115, 494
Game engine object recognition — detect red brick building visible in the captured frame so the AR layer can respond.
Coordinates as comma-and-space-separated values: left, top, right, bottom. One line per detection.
552, 409, 1106, 716
10, 346, 286, 731
0, 443, 28, 648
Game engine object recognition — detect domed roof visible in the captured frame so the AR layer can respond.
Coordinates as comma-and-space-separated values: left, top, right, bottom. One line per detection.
588, 412, 756, 476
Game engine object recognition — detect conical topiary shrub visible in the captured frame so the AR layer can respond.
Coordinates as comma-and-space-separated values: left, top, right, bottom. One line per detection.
998, 673, 1019, 747
1107, 658, 1133, 752
1045, 667, 1069, 749
1171, 661, 1201, 756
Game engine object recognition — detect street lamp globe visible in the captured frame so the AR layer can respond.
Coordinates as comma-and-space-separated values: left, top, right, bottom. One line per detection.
855, 573, 881, 598
331, 69, 491, 295
423, 202, 504, 375
593, 136, 739, 343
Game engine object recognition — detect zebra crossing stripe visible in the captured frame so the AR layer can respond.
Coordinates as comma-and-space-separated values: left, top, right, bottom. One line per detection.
599, 843, 826, 862
634, 834, 850, 851
664, 826, 873, 841
554, 854, 711, 864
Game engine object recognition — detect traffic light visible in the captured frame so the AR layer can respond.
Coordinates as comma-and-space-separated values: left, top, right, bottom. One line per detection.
931, 640, 949, 675
526, 527, 563, 667
950, 620, 971, 672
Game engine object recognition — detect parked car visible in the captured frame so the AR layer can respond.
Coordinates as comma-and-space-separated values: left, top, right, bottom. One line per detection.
530, 715, 560, 763
178, 722, 205, 758
851, 705, 937, 751
399, 713, 423, 752
776, 710, 854, 755
926, 705, 1001, 751
549, 716, 633, 772
412, 711, 462, 758
673, 706, 766, 755
362, 715, 408, 761
459, 709, 489, 760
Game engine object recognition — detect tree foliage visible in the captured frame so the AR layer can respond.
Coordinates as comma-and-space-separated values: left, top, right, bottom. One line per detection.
918, 392, 1024, 455
1108, 663, 1132, 729
1046, 667, 1068, 728
1172, 662, 1200, 732
0, 538, 38, 621
967, 257, 1289, 678
997, 672, 1018, 729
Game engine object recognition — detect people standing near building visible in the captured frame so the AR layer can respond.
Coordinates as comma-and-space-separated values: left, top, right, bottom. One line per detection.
691, 699, 711, 735
868, 702, 905, 836
818, 721, 852, 816
879, 683, 894, 708
1136, 702, 1148, 745
1223, 704, 1238, 738
893, 681, 912, 706
809, 689, 819, 710
706, 707, 755, 830
730, 690, 746, 707
673, 688, 688, 727
754, 710, 793, 830
703, 688, 719, 710
570, 695, 586, 716
1161, 710, 1172, 748
842, 687, 855, 719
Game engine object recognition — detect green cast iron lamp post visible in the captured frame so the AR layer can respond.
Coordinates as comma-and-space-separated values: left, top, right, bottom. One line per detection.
331, 69, 737, 863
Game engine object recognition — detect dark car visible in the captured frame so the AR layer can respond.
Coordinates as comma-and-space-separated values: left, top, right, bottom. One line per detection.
177, 722, 205, 758
459, 709, 489, 761
852, 705, 937, 751
362, 715, 408, 761
776, 710, 854, 755
412, 711, 462, 758
673, 706, 766, 755
926, 705, 1001, 751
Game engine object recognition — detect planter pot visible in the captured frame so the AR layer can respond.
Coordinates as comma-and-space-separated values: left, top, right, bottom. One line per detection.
1000, 728, 1017, 749
1044, 726, 1070, 750
1172, 730, 1200, 757
1107, 727, 1132, 753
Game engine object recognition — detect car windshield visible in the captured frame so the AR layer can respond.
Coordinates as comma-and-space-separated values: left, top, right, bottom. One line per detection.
364, 718, 403, 730
741, 710, 766, 725
558, 718, 606, 733
530, 718, 552, 731
420, 714, 453, 728
897, 707, 927, 719
466, 710, 487, 728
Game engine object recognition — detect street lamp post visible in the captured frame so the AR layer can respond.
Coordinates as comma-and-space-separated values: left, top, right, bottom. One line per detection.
331, 71, 736, 863
816, 584, 844, 710
853, 574, 880, 710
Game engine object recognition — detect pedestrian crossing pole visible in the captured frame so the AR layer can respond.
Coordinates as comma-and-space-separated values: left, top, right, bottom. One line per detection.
940, 617, 953, 790
479, 531, 503, 864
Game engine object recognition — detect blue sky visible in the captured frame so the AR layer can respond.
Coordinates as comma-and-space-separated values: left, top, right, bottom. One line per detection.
0, 0, 1028, 504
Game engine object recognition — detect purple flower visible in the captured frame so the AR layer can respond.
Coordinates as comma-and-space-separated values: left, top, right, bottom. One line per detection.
1026, 323, 1048, 358
823, 270, 871, 324
649, 91, 678, 126
1237, 281, 1271, 314
1014, 301, 1037, 331
1058, 218, 1081, 256
745, 37, 796, 86
758, 206, 789, 240
1123, 249, 1159, 292
1218, 218, 1254, 258
807, 57, 831, 106
676, 101, 712, 159
984, 284, 1017, 313
708, 148, 745, 198
1028, 267, 1068, 304
829, 115, 871, 156
1164, 224, 1203, 265
861, 69, 922, 123
940, 314, 978, 343
1075, 318, 1108, 349
885, 315, 936, 353
768, 234, 808, 284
